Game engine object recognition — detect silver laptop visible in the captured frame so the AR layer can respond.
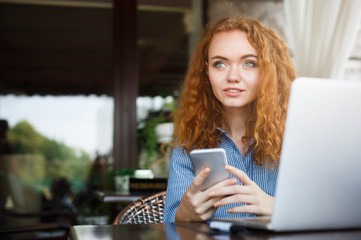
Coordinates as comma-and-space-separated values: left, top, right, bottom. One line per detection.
212, 77, 361, 232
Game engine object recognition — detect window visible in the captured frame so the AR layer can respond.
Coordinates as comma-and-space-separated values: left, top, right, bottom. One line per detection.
0, 95, 114, 224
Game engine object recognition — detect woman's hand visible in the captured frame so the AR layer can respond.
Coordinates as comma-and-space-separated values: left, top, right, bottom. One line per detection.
209, 165, 274, 216
175, 167, 237, 222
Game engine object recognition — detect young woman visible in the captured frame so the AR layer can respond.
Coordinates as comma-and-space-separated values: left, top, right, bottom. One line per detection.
163, 17, 296, 222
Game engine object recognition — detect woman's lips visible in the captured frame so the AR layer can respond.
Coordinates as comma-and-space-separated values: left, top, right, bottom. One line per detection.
223, 88, 244, 96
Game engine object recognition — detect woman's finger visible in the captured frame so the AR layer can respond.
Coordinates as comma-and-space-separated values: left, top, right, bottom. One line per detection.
227, 204, 259, 214
208, 184, 251, 198
214, 194, 254, 207
196, 196, 222, 215
190, 167, 211, 193
206, 178, 237, 195
225, 165, 253, 185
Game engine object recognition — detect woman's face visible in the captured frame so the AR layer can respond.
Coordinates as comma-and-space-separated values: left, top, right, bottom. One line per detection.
207, 30, 261, 111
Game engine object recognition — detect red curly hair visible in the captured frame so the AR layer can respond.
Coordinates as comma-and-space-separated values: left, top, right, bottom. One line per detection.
173, 17, 296, 168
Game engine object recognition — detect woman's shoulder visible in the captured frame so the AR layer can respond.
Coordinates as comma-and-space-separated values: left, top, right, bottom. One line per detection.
172, 145, 187, 155
169, 146, 194, 174
171, 146, 190, 162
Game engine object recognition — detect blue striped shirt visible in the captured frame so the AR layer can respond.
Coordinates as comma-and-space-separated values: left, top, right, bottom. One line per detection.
163, 129, 278, 223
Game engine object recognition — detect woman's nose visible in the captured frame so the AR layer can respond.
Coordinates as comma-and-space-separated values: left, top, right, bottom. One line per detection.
226, 65, 241, 83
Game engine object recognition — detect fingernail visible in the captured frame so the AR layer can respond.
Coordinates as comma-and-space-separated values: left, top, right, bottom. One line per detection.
214, 202, 219, 207
230, 178, 237, 184
208, 191, 215, 197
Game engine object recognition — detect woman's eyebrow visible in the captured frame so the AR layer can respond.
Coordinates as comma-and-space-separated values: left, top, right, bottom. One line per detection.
211, 54, 258, 61
240, 54, 258, 59
211, 55, 228, 60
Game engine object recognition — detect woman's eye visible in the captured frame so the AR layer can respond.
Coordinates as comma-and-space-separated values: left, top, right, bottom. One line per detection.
244, 61, 257, 67
213, 62, 227, 68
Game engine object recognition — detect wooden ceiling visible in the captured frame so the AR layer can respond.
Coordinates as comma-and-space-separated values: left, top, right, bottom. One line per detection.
0, 0, 192, 96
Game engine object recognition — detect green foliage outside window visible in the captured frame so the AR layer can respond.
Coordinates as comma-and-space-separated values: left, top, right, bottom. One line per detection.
7, 120, 91, 193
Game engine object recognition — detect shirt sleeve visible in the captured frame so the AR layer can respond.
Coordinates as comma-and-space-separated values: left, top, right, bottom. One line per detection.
163, 146, 194, 223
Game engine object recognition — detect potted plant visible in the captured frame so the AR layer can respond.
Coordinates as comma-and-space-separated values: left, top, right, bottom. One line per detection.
137, 96, 176, 175
114, 168, 135, 192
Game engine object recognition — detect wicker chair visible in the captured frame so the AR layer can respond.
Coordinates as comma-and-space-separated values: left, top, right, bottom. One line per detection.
113, 191, 166, 224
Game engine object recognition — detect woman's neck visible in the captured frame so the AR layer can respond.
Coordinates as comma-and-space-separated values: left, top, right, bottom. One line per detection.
224, 106, 251, 156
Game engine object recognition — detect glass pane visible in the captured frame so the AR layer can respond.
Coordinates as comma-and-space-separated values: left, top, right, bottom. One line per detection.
0, 95, 114, 226
0, 1, 114, 228
136, 2, 197, 178
137, 95, 175, 177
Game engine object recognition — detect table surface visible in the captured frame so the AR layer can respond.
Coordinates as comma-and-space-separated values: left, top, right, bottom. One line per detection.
69, 222, 361, 240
